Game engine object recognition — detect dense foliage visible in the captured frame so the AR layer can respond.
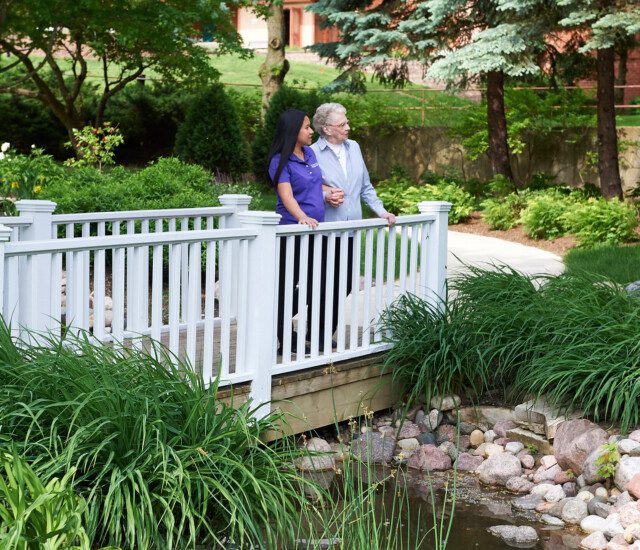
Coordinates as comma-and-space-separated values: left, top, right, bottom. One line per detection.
381, 267, 640, 432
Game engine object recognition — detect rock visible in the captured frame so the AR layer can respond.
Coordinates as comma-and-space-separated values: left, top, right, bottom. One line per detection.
512, 493, 544, 511
360, 426, 372, 434
555, 470, 576, 484
414, 409, 426, 426
407, 444, 452, 471
625, 523, 640, 543
562, 498, 589, 524
534, 463, 562, 484
494, 437, 511, 446
547, 498, 570, 518
487, 525, 538, 545
397, 438, 420, 452
582, 515, 609, 534
541, 455, 559, 469
405, 405, 422, 422
627, 474, 640, 500
469, 429, 484, 447
296, 438, 335, 471
507, 427, 554, 455
455, 452, 484, 472
430, 394, 461, 411
618, 502, 640, 529
518, 451, 535, 469
626, 281, 640, 294
564, 482, 578, 497
503, 441, 524, 455
532, 483, 556, 497
629, 430, 640, 444
459, 421, 477, 435
420, 409, 442, 431
580, 531, 608, 550
583, 448, 607, 485
536, 501, 557, 514
435, 424, 456, 445
458, 435, 470, 451
554, 419, 609, 475
417, 432, 437, 446
607, 534, 631, 550
458, 406, 515, 431
578, 475, 587, 488
515, 396, 582, 438
478, 453, 522, 486
546, 485, 567, 502
484, 443, 504, 458
595, 487, 609, 500
484, 430, 497, 443
397, 421, 421, 439
604, 513, 626, 538
351, 432, 396, 464
589, 499, 613, 519
473, 443, 488, 457
541, 513, 565, 526
619, 440, 640, 455
616, 491, 634, 509
439, 441, 457, 461
616, 457, 640, 492
494, 420, 517, 438
506, 477, 534, 493
579, 491, 596, 503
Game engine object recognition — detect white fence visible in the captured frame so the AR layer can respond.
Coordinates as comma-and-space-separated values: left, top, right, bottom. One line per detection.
0, 196, 451, 416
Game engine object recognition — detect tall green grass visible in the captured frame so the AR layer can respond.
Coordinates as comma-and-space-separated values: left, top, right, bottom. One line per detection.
565, 244, 640, 285
381, 267, 640, 432
0, 325, 319, 549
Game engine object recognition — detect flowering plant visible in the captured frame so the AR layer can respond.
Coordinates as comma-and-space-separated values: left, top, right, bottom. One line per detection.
0, 142, 64, 215
65, 123, 124, 170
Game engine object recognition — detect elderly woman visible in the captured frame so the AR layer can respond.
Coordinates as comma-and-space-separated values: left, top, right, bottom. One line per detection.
311, 103, 395, 348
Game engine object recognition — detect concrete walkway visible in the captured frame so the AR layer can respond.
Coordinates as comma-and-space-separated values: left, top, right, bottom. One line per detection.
448, 230, 565, 278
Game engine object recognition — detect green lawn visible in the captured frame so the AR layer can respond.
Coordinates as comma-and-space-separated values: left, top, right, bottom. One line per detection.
564, 244, 640, 284
618, 114, 640, 126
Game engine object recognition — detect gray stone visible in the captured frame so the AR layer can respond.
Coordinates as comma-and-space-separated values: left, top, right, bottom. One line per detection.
588, 497, 611, 518
579, 531, 608, 550
619, 439, 640, 455
505, 441, 525, 454
416, 432, 436, 446
563, 482, 578, 497
532, 483, 555, 496
296, 438, 335, 471
458, 406, 516, 431
506, 427, 554, 455
397, 438, 420, 452
435, 424, 456, 445
626, 280, 640, 293
561, 498, 589, 524
582, 447, 607, 485
455, 452, 484, 472
439, 441, 458, 461
577, 474, 587, 488
581, 515, 609, 534
546, 498, 570, 518
397, 421, 421, 440
629, 430, 640, 444
616, 491, 635, 509
618, 502, 640, 528
533, 463, 562, 484
604, 513, 626, 538
484, 443, 504, 457
518, 451, 535, 469
478, 452, 522, 486
351, 432, 396, 464
430, 394, 461, 411
505, 477, 534, 493
554, 419, 609, 475
459, 421, 477, 435
407, 444, 452, 471
545, 484, 567, 502
493, 420, 517, 438
487, 525, 538, 545
484, 429, 497, 443
515, 396, 582, 438
512, 493, 544, 511
541, 514, 565, 526
414, 409, 426, 426
615, 456, 640, 491
420, 409, 442, 431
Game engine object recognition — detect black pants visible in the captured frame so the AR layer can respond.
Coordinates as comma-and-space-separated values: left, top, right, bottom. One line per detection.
276, 235, 354, 351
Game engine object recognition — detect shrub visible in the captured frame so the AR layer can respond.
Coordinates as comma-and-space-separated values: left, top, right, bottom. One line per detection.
0, 325, 317, 549
65, 123, 124, 170
561, 198, 639, 247
376, 178, 475, 223
252, 85, 323, 183
520, 192, 575, 239
175, 84, 249, 179
481, 192, 529, 230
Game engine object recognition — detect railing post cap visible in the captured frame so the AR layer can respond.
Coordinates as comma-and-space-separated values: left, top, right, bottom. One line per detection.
417, 201, 452, 213
219, 194, 252, 207
0, 224, 12, 241
15, 199, 57, 213
237, 211, 281, 226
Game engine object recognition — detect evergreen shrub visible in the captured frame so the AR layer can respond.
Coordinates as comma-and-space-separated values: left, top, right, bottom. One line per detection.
175, 84, 249, 179
252, 85, 323, 183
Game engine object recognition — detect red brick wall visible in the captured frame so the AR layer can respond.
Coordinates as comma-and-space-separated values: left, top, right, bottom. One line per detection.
621, 45, 640, 104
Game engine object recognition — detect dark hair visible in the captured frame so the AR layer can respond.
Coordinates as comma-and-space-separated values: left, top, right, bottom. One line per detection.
267, 109, 307, 186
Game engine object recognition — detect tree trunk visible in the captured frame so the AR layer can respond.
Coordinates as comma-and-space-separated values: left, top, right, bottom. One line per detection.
486, 70, 515, 182
597, 47, 623, 200
614, 43, 628, 106
258, 5, 289, 119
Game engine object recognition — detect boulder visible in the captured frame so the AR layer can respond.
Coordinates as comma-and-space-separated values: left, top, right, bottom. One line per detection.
616, 457, 640, 492
561, 498, 589, 524
407, 444, 452, 471
512, 493, 544, 511
435, 424, 456, 445
619, 439, 640, 455
534, 463, 562, 484
505, 441, 525, 454
608, 534, 632, 550
420, 409, 442, 431
579, 531, 608, 550
493, 420, 517, 439
629, 430, 640, 444
397, 421, 421, 439
506, 477, 534, 493
581, 515, 609, 534
430, 394, 461, 411
478, 453, 522, 486
458, 406, 515, 431
532, 483, 556, 497
583, 448, 607, 485
507, 427, 554, 455
484, 443, 504, 458
626, 474, 640, 500
351, 432, 396, 464
455, 452, 484, 472
545, 485, 567, 502
588, 498, 612, 519
603, 513, 626, 539
541, 455, 558, 469
554, 419, 608, 474
295, 438, 335, 471
618, 502, 640, 529
487, 525, 538, 545
541, 514, 565, 526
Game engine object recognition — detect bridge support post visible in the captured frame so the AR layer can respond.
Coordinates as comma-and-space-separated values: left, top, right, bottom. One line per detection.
237, 210, 281, 418
417, 201, 451, 311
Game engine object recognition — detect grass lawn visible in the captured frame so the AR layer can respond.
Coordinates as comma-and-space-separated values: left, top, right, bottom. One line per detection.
564, 244, 640, 284
618, 114, 640, 126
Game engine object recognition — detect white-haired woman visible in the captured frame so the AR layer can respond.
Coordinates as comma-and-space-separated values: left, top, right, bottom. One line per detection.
311, 103, 395, 348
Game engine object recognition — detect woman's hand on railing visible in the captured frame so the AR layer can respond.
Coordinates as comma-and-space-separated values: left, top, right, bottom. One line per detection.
298, 216, 319, 229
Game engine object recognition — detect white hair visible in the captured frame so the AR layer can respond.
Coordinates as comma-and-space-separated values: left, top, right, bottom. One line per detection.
312, 103, 347, 137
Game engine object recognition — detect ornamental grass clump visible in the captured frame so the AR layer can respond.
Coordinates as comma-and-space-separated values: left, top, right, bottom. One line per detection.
0, 325, 317, 549
381, 267, 640, 432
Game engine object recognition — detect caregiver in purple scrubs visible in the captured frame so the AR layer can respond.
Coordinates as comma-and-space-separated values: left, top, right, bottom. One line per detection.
268, 109, 324, 354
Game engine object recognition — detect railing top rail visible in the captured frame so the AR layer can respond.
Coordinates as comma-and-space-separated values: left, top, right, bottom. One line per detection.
4, 227, 257, 257
275, 213, 436, 236
52, 206, 235, 224
0, 216, 33, 227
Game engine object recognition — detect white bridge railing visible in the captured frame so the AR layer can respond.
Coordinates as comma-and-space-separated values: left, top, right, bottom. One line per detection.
0, 196, 451, 416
